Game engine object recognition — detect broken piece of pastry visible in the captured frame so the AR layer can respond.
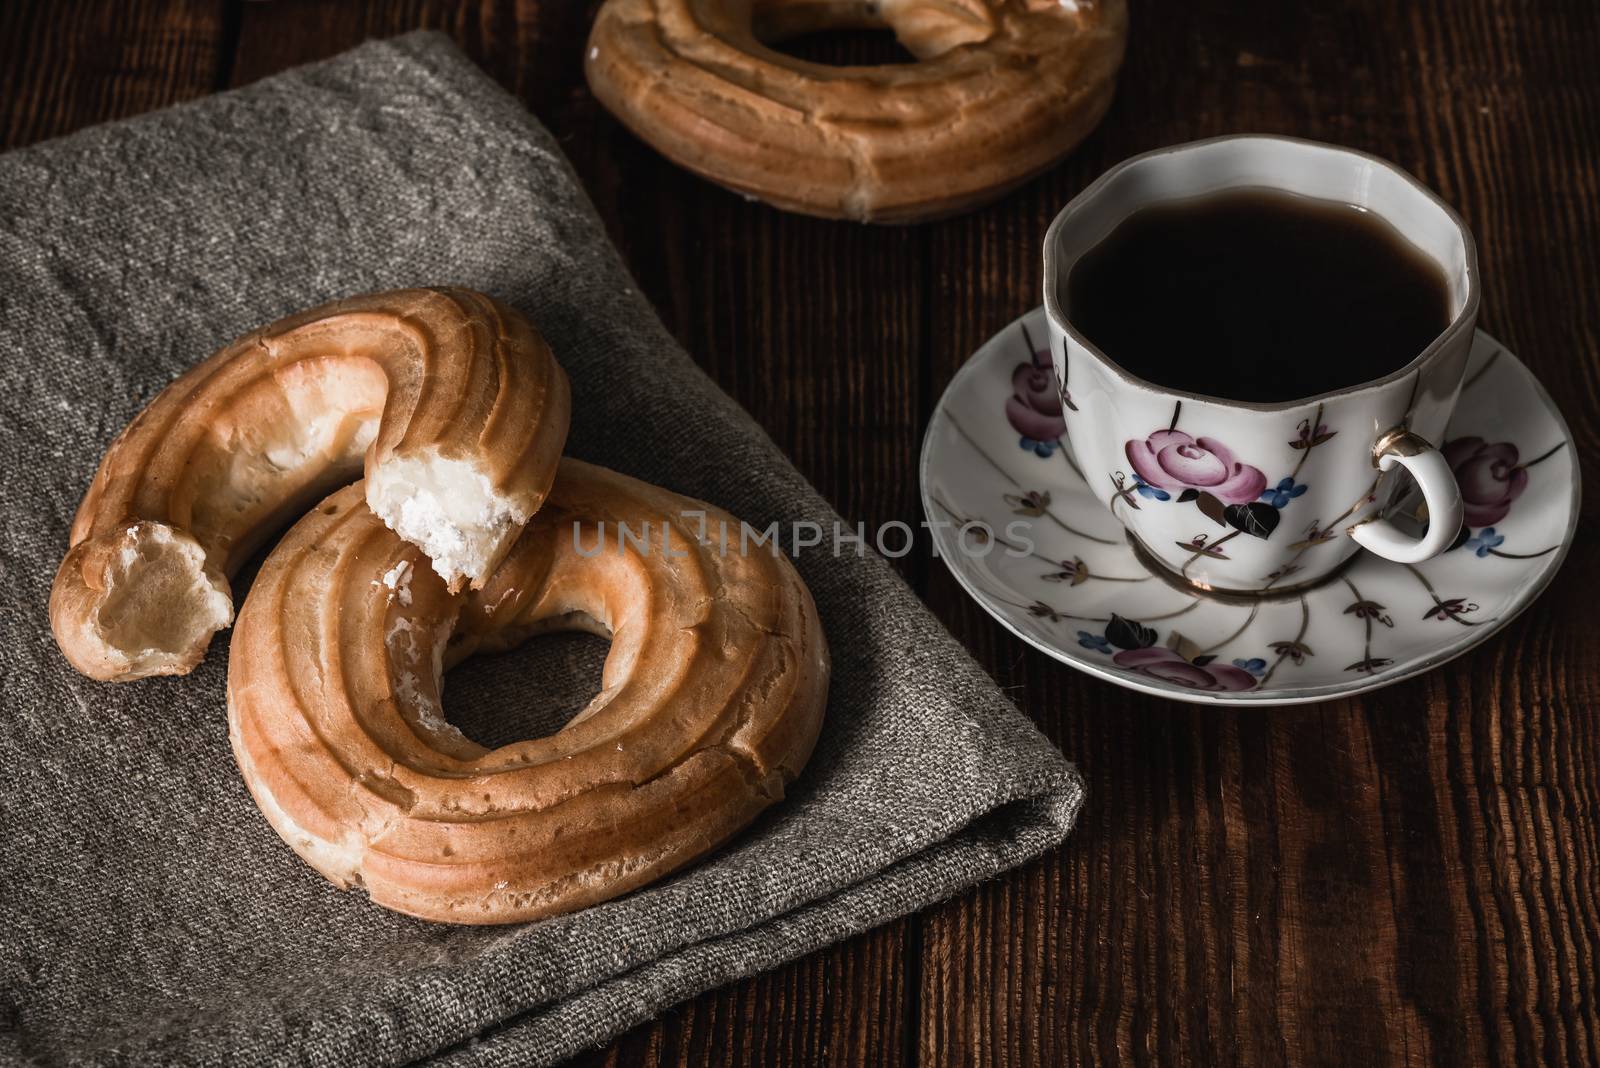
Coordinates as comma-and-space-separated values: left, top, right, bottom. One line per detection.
50, 287, 570, 681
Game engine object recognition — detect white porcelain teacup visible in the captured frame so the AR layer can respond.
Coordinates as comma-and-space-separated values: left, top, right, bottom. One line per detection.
1043, 135, 1479, 596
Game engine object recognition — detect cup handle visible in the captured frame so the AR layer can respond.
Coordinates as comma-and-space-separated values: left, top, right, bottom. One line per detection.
1348, 427, 1463, 564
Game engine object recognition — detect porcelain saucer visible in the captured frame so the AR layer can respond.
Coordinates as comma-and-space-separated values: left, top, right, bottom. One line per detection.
920, 307, 1578, 705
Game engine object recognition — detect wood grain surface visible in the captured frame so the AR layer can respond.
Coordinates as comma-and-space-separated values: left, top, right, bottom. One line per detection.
3, 1, 1596, 1064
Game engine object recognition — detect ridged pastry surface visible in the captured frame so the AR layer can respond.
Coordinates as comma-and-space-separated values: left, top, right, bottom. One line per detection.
50, 287, 570, 681
585, 0, 1128, 222
227, 460, 830, 924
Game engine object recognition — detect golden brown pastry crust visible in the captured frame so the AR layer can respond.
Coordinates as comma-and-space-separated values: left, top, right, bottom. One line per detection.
50, 287, 570, 682
227, 459, 830, 925
584, 0, 1128, 222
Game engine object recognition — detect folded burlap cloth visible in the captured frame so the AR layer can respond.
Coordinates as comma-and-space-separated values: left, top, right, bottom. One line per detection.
0, 32, 1082, 1067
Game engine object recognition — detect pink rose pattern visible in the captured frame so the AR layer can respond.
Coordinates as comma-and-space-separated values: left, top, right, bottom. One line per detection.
1111, 647, 1259, 692
1116, 408, 1305, 544
1442, 437, 1527, 528
1125, 429, 1268, 505
1006, 323, 1078, 458
1006, 347, 1066, 445
1075, 614, 1265, 692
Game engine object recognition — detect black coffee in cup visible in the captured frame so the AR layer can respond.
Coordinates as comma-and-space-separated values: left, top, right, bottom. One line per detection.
1063, 189, 1452, 404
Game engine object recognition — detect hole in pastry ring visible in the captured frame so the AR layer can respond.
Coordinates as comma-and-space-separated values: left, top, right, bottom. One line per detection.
584, 0, 1128, 222
50, 287, 570, 682
227, 460, 830, 924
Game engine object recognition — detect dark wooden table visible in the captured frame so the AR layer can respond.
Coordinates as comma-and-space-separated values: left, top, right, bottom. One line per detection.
5, 2, 1597, 1064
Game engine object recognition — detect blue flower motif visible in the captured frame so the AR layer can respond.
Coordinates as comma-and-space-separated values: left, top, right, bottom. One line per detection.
1078, 631, 1113, 654
1132, 475, 1171, 502
1232, 657, 1268, 676
1019, 435, 1059, 458
1260, 477, 1308, 509
1464, 527, 1504, 558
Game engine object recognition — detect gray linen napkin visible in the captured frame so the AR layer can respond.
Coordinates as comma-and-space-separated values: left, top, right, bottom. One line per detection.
0, 32, 1082, 1067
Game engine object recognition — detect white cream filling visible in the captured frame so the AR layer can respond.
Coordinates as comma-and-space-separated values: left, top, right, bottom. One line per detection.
367, 453, 526, 588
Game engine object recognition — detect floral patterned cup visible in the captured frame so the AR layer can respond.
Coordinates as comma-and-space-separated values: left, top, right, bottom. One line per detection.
1044, 136, 1479, 596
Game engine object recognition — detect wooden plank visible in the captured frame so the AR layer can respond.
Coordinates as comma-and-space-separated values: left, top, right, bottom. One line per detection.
0, 0, 227, 149
577, 923, 911, 1067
